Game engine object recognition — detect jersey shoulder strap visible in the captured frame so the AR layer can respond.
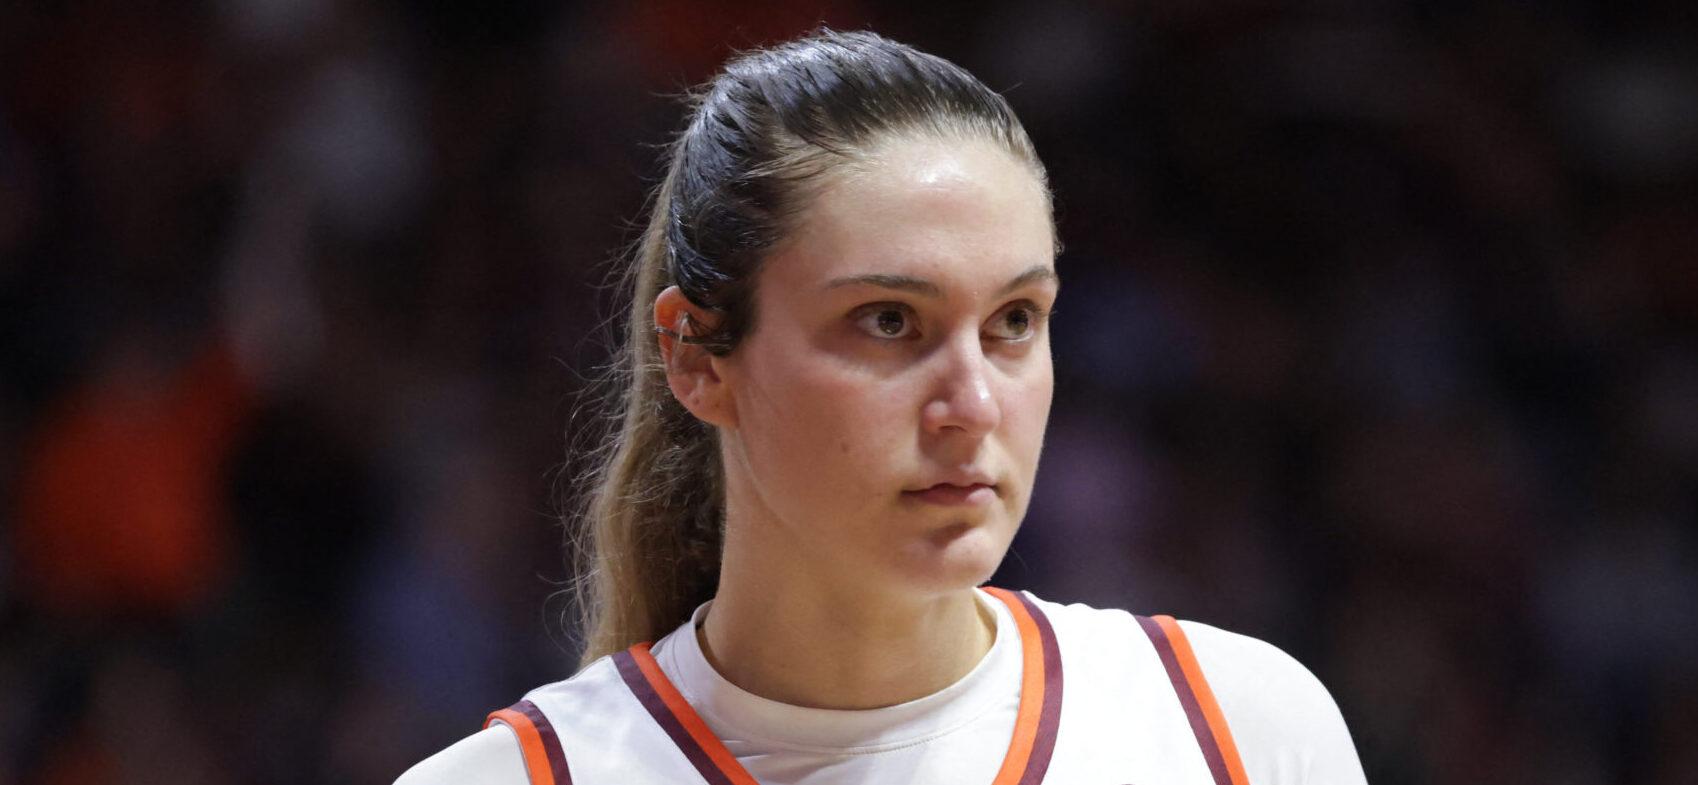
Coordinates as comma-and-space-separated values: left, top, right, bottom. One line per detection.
485, 699, 573, 785
1135, 614, 1251, 785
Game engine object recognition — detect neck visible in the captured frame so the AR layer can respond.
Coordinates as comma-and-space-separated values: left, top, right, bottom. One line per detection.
698, 528, 997, 710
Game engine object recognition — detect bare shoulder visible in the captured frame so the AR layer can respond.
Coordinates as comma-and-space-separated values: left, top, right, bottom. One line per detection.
392, 725, 529, 785
1177, 620, 1369, 785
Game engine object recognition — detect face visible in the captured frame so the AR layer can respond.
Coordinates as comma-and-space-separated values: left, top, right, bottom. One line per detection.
713, 135, 1058, 599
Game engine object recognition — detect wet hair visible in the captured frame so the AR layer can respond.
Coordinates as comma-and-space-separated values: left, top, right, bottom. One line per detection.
569, 28, 1051, 667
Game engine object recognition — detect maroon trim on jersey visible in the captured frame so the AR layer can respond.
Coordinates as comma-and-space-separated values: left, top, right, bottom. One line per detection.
611, 588, 1063, 785
612, 649, 739, 785
519, 700, 573, 784
1009, 590, 1064, 785
484, 699, 572, 785
1136, 615, 1231, 785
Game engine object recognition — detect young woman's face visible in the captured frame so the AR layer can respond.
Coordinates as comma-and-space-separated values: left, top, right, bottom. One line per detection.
717, 136, 1058, 598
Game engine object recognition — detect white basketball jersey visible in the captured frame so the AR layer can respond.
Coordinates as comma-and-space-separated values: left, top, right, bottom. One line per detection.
493, 588, 1247, 784
396, 587, 1368, 785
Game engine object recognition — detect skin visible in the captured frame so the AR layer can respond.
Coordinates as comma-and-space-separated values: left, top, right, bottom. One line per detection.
654, 135, 1058, 710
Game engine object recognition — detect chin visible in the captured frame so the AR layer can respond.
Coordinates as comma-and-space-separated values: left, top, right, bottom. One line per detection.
890, 520, 1011, 595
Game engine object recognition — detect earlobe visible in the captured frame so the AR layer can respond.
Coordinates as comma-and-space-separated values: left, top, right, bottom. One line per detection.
653, 286, 736, 428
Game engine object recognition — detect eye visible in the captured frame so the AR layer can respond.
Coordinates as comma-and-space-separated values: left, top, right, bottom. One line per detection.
985, 301, 1048, 341
853, 304, 918, 340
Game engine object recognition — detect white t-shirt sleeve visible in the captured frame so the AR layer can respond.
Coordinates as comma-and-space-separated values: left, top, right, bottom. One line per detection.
1179, 620, 1369, 785
393, 725, 531, 785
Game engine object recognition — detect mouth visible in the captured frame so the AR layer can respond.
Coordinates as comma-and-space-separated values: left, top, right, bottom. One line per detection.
902, 482, 998, 506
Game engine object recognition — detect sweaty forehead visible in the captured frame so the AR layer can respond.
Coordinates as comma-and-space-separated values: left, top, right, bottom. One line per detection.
765, 138, 1054, 291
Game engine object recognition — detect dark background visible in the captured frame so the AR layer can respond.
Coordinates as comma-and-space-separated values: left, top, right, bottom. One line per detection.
3, 1, 1695, 783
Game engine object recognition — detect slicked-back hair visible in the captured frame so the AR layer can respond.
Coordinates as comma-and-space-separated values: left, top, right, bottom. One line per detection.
569, 28, 1052, 668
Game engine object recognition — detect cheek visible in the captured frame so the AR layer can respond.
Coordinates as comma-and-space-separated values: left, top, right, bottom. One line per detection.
737, 350, 909, 497
792, 364, 914, 469
1004, 362, 1054, 457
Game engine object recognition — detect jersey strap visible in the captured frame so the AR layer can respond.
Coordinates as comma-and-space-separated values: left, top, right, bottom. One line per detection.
611, 644, 758, 785
485, 699, 573, 785
613, 586, 1063, 785
1136, 615, 1250, 785
980, 586, 1064, 785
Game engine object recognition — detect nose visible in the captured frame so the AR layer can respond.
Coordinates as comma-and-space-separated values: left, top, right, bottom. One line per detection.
921, 333, 1001, 438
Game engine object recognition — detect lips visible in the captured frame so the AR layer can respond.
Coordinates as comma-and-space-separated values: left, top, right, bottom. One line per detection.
917, 481, 991, 493
906, 469, 997, 493
903, 479, 998, 506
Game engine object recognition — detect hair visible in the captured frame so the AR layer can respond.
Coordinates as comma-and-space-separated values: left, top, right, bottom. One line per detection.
568, 28, 1052, 668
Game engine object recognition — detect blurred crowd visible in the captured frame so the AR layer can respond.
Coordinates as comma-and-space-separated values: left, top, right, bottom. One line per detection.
2, 1, 1694, 783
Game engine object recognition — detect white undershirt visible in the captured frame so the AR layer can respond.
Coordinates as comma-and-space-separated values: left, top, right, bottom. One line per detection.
647, 588, 1020, 781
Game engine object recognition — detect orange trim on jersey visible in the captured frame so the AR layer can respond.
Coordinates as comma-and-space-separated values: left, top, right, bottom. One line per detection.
629, 642, 761, 785
486, 707, 558, 785
982, 586, 1045, 785
1153, 615, 1251, 785
612, 588, 1060, 783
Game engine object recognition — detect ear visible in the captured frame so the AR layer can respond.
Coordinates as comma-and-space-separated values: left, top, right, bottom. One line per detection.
654, 285, 738, 429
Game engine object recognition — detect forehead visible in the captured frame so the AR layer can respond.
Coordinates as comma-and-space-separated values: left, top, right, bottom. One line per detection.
762, 137, 1055, 296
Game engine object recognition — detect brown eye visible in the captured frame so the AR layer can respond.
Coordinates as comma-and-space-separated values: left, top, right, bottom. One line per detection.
986, 303, 1044, 341
877, 310, 906, 336
1004, 308, 1031, 335
854, 304, 917, 339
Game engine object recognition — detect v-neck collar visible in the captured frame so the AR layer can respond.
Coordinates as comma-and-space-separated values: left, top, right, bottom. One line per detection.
611, 587, 1064, 785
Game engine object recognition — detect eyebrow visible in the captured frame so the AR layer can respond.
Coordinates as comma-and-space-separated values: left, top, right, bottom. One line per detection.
823, 264, 1059, 298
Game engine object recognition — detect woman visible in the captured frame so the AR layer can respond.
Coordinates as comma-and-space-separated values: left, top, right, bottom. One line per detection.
398, 29, 1366, 785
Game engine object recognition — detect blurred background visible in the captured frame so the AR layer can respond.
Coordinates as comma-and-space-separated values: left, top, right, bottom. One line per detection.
2, 1, 1695, 783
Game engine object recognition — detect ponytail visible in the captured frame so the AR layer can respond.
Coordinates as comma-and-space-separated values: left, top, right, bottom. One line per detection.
566, 28, 1048, 668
